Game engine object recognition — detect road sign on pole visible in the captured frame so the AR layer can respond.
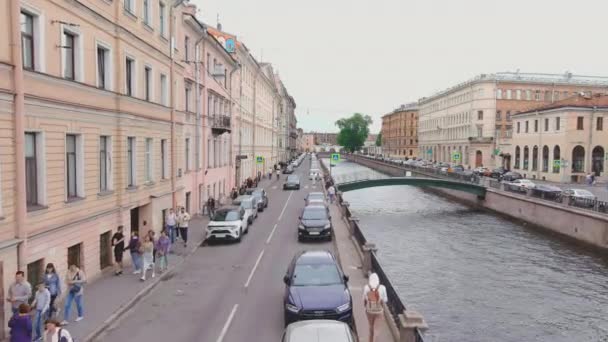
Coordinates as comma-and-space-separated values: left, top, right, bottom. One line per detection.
331, 153, 341, 163
256, 156, 264, 164
452, 152, 461, 162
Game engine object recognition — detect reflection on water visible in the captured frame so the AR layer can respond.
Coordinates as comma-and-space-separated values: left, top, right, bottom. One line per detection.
330, 160, 608, 342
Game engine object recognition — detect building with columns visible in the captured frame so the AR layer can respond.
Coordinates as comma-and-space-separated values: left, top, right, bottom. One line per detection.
381, 103, 418, 158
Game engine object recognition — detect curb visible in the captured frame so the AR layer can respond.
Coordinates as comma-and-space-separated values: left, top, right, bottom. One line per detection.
84, 237, 203, 342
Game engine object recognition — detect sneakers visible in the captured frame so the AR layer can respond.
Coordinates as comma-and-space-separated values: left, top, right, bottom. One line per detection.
60, 320, 69, 326
75, 316, 84, 322
151, 273, 156, 278
133, 270, 141, 274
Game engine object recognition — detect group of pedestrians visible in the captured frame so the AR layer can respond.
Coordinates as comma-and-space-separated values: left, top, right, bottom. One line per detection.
6, 266, 80, 341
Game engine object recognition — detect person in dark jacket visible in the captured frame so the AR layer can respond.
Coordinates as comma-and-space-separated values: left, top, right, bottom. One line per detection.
8, 303, 32, 342
126, 231, 142, 274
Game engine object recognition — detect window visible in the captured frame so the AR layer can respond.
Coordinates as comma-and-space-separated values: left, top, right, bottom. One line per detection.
516, 89, 522, 100
544, 118, 549, 132
506, 89, 512, 100
556, 117, 561, 130
525, 90, 532, 100
597, 117, 603, 131
161, 139, 168, 179
516, 122, 521, 134
159, 2, 166, 36
127, 137, 136, 187
124, 0, 134, 14
143, 0, 150, 25
100, 231, 112, 270
496, 89, 502, 99
535, 90, 541, 101
477, 111, 483, 120
99, 136, 110, 192
21, 12, 34, 70
534, 120, 538, 132
185, 84, 191, 112
125, 57, 135, 96
66, 134, 81, 199
184, 36, 190, 60
476, 125, 482, 137
27, 259, 44, 301
496, 111, 501, 120
63, 31, 75, 80
514, 146, 520, 169
506, 111, 511, 121
67, 243, 82, 269
525, 121, 529, 133
185, 138, 190, 171
144, 66, 152, 101
145, 138, 153, 182
160, 74, 168, 105
544, 91, 551, 101
577, 116, 584, 130
97, 45, 110, 89
25, 132, 39, 206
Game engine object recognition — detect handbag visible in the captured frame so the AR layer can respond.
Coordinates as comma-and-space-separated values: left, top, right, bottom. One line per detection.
69, 272, 81, 294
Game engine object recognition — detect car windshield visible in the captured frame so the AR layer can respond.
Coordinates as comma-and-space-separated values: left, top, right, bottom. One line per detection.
308, 193, 324, 201
240, 200, 254, 209
288, 176, 299, 182
302, 208, 328, 220
292, 264, 342, 286
213, 210, 240, 221
252, 190, 263, 198
574, 190, 594, 196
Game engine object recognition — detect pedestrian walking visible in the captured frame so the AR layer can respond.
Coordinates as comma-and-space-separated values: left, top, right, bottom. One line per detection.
363, 273, 388, 342
275, 168, 280, 180
586, 173, 593, 185
31, 283, 50, 341
328, 185, 336, 204
43, 263, 61, 319
111, 226, 125, 276
61, 265, 86, 325
156, 230, 171, 273
140, 235, 155, 281
127, 231, 143, 274
6, 271, 31, 316
165, 208, 177, 245
148, 230, 157, 262
178, 207, 191, 247
268, 167, 273, 179
8, 303, 32, 342
43, 319, 73, 342
231, 187, 238, 200
207, 197, 216, 218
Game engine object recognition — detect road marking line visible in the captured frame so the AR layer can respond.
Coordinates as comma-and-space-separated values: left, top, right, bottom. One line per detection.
266, 223, 279, 244
278, 190, 294, 221
244, 250, 265, 288
216, 304, 239, 342
272, 185, 277, 189
304, 185, 309, 189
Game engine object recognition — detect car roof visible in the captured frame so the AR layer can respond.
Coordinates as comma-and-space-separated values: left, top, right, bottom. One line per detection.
235, 195, 253, 202
216, 206, 241, 212
307, 192, 324, 197
285, 320, 353, 342
295, 250, 335, 265
304, 205, 327, 211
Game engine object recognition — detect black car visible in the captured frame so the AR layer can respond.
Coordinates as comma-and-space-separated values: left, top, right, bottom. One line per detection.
246, 188, 269, 211
283, 250, 352, 326
500, 171, 522, 182
491, 167, 507, 179
298, 205, 332, 241
284, 175, 301, 190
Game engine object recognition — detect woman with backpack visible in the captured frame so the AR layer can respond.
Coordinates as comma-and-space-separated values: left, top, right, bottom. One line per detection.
363, 273, 388, 342
43, 319, 73, 342
61, 265, 86, 325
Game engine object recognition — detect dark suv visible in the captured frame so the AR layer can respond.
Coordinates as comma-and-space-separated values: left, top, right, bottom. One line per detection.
283, 250, 352, 326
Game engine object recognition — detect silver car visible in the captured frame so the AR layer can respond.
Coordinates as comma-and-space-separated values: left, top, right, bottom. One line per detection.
282, 320, 356, 342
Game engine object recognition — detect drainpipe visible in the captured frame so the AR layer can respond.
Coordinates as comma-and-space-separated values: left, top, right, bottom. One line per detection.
11, 0, 27, 270
252, 73, 258, 177
589, 106, 596, 176
169, 0, 185, 209
228, 65, 241, 188
237, 63, 244, 185
194, 31, 205, 215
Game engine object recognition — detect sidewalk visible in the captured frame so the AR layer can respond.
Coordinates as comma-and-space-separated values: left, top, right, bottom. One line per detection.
329, 202, 394, 342
66, 216, 208, 341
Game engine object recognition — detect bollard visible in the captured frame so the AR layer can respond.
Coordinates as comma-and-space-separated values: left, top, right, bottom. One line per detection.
362, 243, 377, 276
398, 310, 428, 342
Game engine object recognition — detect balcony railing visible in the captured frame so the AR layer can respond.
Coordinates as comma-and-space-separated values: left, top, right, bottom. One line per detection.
210, 115, 231, 134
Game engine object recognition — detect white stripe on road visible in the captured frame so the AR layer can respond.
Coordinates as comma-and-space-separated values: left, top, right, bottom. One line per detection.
216, 304, 239, 342
266, 223, 279, 244
278, 190, 294, 221
304, 185, 309, 189
244, 249, 265, 288
272, 185, 278, 189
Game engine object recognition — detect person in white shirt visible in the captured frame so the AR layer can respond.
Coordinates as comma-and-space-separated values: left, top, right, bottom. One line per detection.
328, 185, 336, 204
44, 319, 73, 342
177, 207, 191, 247
165, 208, 177, 245
363, 273, 388, 342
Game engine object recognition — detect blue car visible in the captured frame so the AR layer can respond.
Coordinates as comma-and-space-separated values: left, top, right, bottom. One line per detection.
283, 250, 353, 326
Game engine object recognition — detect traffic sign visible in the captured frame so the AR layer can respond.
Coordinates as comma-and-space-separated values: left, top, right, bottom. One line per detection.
256, 156, 264, 164
331, 153, 341, 162
553, 160, 561, 168
452, 152, 461, 162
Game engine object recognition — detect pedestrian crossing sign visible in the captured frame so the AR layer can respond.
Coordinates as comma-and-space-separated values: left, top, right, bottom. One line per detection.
256, 156, 264, 164
331, 153, 340, 162
452, 152, 461, 162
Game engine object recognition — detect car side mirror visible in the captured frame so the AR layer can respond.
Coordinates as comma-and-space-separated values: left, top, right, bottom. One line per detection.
343, 275, 349, 283
283, 275, 290, 285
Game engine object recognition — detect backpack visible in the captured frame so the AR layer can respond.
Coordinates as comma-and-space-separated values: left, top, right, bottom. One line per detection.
58, 328, 73, 342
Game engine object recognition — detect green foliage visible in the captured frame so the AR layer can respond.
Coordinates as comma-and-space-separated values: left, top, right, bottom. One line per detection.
335, 113, 373, 152
375, 133, 382, 147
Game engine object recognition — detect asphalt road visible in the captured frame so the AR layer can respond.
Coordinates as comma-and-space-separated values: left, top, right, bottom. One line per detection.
99, 159, 333, 342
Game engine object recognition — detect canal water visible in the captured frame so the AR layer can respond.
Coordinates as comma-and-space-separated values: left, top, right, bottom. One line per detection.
326, 159, 608, 342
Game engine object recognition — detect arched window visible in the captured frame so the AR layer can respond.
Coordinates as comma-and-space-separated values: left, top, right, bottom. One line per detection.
475, 150, 483, 167
592, 146, 605, 176
572, 145, 585, 173
523, 146, 529, 170
514, 146, 521, 169
553, 145, 561, 173
542, 146, 549, 172
532, 146, 539, 171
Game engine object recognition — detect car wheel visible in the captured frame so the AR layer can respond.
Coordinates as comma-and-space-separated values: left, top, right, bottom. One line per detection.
237, 228, 242, 242
248, 217, 253, 224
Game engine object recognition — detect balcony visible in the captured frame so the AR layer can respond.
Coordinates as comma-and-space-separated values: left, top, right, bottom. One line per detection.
210, 115, 231, 135
468, 136, 494, 144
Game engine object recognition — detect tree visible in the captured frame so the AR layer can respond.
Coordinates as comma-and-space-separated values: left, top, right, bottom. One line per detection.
375, 133, 382, 147
335, 113, 373, 152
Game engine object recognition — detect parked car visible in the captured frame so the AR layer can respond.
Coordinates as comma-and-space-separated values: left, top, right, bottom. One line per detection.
283, 165, 295, 174
563, 189, 597, 208
305, 192, 327, 206
508, 179, 536, 192
246, 188, 269, 211
449, 165, 465, 173
284, 175, 301, 190
298, 205, 333, 241
283, 250, 352, 326
232, 195, 258, 223
281, 320, 356, 342
205, 207, 248, 242
531, 184, 563, 200
500, 171, 523, 182
490, 167, 507, 179
473, 167, 490, 176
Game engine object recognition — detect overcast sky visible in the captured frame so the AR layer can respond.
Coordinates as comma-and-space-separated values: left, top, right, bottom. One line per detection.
194, 0, 608, 133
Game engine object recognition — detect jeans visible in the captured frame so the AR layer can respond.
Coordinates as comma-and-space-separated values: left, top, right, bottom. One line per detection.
131, 251, 142, 271
180, 227, 188, 243
34, 309, 45, 339
64, 291, 83, 320
48, 294, 58, 318
167, 225, 176, 244
158, 255, 168, 271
